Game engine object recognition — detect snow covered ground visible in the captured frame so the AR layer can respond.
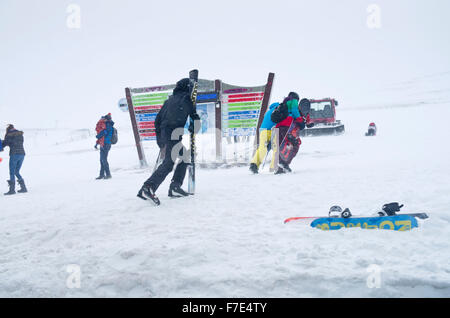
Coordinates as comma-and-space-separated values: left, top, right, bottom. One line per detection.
1, 98, 450, 297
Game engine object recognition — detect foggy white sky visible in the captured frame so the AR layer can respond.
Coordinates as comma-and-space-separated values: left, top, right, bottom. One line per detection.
1, 0, 450, 129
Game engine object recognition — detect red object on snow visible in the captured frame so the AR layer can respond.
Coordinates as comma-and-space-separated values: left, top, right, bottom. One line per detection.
96, 118, 106, 147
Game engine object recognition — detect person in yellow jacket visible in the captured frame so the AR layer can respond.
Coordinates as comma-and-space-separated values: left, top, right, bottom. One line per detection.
250, 92, 300, 174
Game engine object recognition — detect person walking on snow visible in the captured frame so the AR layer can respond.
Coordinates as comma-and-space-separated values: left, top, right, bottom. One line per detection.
249, 92, 301, 174
274, 98, 313, 174
137, 78, 200, 205
95, 113, 114, 179
0, 124, 27, 195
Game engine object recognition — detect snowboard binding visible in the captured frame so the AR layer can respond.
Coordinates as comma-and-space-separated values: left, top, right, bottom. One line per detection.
378, 202, 404, 216
328, 206, 352, 218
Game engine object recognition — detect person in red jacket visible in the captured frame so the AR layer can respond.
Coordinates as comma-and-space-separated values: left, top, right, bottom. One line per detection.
366, 122, 377, 136
273, 98, 312, 174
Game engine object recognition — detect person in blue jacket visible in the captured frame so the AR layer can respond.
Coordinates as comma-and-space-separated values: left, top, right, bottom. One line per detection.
95, 113, 114, 179
250, 92, 300, 173
1, 124, 27, 195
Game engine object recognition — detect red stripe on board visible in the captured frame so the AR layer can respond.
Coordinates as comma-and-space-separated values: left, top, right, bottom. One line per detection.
138, 122, 155, 126
139, 133, 156, 137
134, 105, 162, 110
226, 97, 264, 103
138, 124, 155, 129
225, 92, 264, 99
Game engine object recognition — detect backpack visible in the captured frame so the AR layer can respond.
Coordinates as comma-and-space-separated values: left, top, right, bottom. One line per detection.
270, 102, 289, 124
111, 127, 118, 145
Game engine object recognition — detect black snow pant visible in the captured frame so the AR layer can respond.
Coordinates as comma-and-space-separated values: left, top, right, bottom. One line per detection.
144, 137, 189, 192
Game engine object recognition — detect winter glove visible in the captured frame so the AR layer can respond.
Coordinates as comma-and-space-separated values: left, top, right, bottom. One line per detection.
156, 130, 164, 149
188, 113, 201, 134
296, 121, 306, 131
94, 143, 99, 150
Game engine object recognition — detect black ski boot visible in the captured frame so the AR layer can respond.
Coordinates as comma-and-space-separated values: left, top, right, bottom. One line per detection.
274, 166, 286, 175
249, 163, 258, 174
168, 181, 189, 198
137, 184, 160, 206
17, 179, 28, 193
281, 162, 292, 173
4, 180, 16, 195
104, 174, 112, 180
95, 176, 104, 180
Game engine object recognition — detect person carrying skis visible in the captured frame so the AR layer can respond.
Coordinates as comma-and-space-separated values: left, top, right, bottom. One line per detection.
95, 113, 115, 179
137, 78, 200, 205
0, 124, 27, 195
249, 92, 301, 174
274, 98, 312, 174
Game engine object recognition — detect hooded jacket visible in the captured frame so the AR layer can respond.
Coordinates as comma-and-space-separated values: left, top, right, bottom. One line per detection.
155, 78, 195, 145
1, 129, 26, 156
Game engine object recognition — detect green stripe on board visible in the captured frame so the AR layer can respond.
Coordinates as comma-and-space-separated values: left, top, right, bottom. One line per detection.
133, 101, 166, 106
228, 124, 257, 128
226, 102, 261, 107
227, 106, 260, 111
228, 119, 257, 125
132, 97, 168, 103
133, 93, 170, 98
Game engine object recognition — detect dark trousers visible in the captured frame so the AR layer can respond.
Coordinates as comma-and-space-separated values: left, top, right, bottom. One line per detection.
99, 144, 111, 177
9, 154, 25, 182
145, 138, 189, 192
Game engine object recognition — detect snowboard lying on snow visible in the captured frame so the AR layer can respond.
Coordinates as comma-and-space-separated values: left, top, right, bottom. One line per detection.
284, 203, 429, 231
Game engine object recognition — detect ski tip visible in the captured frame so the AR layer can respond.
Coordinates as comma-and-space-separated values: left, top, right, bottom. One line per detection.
284, 216, 316, 224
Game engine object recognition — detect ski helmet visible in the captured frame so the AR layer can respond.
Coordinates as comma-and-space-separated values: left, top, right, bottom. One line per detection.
329, 205, 343, 217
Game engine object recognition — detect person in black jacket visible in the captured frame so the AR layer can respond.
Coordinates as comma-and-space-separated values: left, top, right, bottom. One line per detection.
137, 78, 200, 205
0, 124, 27, 195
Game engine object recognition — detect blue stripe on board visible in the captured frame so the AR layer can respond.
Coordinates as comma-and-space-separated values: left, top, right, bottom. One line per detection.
228, 110, 260, 116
